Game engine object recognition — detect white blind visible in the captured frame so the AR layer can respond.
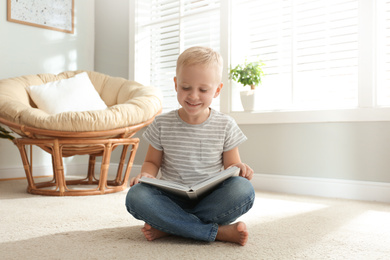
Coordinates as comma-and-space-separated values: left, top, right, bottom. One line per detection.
231, 0, 359, 111
135, 0, 220, 112
377, 0, 390, 106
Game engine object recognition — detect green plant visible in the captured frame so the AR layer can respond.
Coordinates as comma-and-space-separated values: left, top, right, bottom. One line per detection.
0, 125, 15, 141
229, 60, 265, 90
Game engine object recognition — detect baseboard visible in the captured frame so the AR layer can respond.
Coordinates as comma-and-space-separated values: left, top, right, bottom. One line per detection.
251, 173, 390, 203
1, 164, 389, 203
0, 165, 53, 180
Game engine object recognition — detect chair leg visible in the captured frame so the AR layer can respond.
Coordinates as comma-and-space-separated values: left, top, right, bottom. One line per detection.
105, 139, 139, 187
51, 155, 57, 183
87, 155, 96, 184
14, 141, 36, 192
52, 139, 66, 195
120, 140, 139, 186
97, 142, 113, 192
114, 145, 130, 185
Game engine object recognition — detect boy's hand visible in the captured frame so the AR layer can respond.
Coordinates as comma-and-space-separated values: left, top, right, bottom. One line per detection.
130, 172, 156, 187
233, 163, 254, 180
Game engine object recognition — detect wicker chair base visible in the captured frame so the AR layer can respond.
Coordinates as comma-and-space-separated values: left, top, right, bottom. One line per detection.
14, 137, 139, 196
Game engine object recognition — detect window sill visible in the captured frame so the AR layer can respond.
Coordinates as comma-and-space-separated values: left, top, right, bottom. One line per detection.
229, 107, 390, 124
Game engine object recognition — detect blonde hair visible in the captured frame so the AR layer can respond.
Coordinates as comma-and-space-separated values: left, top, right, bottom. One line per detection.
176, 46, 223, 81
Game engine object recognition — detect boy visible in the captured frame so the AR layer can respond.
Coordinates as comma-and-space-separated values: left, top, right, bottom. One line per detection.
126, 46, 255, 246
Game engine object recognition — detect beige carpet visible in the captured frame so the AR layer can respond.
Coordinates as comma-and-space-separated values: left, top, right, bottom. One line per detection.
1, 178, 390, 260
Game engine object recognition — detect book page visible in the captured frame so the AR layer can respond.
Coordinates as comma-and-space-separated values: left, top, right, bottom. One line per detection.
191, 167, 240, 190
139, 177, 189, 191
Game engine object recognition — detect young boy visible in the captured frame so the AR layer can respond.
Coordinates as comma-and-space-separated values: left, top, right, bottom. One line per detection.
125, 46, 255, 246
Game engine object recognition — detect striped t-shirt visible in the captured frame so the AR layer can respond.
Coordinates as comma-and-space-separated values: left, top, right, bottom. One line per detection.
142, 108, 247, 186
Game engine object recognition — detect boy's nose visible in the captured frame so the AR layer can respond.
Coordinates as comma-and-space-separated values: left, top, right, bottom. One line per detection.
188, 90, 198, 99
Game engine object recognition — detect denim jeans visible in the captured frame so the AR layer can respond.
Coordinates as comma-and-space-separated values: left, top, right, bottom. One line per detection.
125, 176, 255, 242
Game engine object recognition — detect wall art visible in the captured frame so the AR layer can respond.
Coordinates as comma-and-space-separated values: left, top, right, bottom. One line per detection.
7, 0, 74, 34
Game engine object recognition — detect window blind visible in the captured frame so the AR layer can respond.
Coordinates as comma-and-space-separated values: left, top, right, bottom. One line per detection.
135, 0, 220, 112
231, 0, 359, 110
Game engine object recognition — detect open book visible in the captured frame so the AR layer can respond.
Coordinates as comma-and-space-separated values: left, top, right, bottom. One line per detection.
139, 166, 240, 200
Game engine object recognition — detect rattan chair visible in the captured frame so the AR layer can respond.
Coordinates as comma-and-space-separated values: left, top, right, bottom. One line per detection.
0, 71, 162, 196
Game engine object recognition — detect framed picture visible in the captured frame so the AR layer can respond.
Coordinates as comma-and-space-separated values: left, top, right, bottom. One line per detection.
7, 0, 74, 34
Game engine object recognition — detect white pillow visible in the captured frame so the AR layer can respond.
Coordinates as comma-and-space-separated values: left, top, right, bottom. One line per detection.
27, 72, 107, 114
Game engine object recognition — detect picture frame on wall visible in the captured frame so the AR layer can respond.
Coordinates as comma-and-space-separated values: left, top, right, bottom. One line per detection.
7, 0, 75, 34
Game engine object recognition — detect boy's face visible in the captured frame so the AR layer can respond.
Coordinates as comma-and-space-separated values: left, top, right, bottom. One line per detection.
174, 64, 223, 123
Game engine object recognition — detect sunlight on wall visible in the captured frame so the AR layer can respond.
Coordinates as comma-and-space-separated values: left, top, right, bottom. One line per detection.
43, 55, 66, 73
41, 50, 78, 74
41, 14, 78, 73
68, 49, 78, 71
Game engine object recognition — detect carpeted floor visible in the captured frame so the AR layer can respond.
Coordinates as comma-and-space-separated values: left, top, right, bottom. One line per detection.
1, 178, 390, 260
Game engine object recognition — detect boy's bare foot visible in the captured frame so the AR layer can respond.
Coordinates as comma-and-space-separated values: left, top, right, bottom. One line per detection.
215, 222, 249, 246
141, 223, 170, 241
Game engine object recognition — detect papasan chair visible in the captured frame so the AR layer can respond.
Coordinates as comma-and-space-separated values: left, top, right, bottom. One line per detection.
0, 70, 162, 196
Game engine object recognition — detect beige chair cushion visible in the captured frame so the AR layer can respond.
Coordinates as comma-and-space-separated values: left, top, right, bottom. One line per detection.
0, 71, 162, 132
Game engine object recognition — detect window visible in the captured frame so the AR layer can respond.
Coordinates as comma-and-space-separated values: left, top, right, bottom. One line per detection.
132, 0, 390, 123
134, 0, 220, 112
376, 0, 390, 106
231, 0, 359, 111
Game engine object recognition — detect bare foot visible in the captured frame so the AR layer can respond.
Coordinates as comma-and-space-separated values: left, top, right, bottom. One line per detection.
141, 223, 170, 241
215, 222, 249, 246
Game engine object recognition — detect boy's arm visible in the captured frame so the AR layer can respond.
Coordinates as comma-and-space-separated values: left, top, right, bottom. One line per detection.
223, 147, 253, 180
130, 144, 163, 186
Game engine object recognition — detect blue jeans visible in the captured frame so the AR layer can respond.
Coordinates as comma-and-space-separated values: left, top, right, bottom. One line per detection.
125, 176, 255, 242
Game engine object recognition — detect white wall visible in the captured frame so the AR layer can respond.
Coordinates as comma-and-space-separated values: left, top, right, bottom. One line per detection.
0, 1, 95, 79
0, 0, 95, 178
239, 123, 390, 184
94, 0, 129, 78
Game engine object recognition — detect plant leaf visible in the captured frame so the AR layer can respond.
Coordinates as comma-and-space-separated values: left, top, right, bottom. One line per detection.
0, 125, 15, 140
229, 60, 265, 87
0, 133, 15, 140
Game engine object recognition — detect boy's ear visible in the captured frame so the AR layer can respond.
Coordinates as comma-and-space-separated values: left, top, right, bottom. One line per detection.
214, 83, 223, 98
174, 77, 178, 92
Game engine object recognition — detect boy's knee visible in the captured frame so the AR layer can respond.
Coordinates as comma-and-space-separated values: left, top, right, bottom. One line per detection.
226, 177, 255, 211
228, 177, 255, 197
125, 184, 148, 212
230, 177, 255, 211
196, 177, 255, 225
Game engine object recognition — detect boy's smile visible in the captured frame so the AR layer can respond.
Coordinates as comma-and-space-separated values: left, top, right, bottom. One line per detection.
174, 64, 223, 124
186, 100, 202, 107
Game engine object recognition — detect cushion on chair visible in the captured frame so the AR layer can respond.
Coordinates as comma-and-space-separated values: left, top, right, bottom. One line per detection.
0, 71, 162, 132
27, 72, 108, 114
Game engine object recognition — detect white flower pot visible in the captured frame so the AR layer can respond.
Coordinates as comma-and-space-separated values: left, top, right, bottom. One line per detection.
240, 90, 256, 111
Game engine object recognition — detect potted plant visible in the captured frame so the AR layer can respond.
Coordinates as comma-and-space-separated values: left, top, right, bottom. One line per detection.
229, 60, 265, 111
